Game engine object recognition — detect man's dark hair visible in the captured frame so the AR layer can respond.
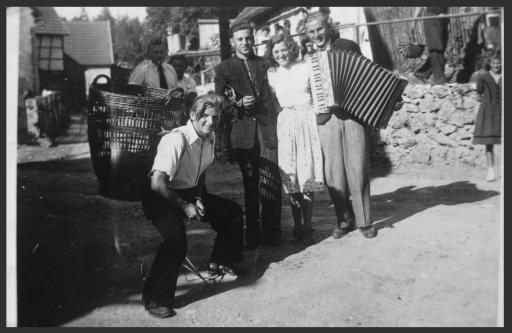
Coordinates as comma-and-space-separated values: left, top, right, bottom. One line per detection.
230, 20, 253, 36
319, 7, 331, 15
147, 38, 167, 53
169, 54, 187, 63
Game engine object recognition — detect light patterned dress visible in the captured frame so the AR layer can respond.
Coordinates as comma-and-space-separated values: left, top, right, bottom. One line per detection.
268, 60, 324, 194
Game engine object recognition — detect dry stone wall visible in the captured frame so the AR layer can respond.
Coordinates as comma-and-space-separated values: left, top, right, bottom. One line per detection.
370, 83, 487, 170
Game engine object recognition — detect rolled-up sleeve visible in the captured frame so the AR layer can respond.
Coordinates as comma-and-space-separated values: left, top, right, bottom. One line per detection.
151, 132, 185, 181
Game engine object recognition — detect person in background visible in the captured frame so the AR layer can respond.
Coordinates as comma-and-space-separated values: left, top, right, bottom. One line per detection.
142, 94, 247, 318
483, 11, 501, 51
129, 38, 179, 90
471, 52, 501, 182
214, 20, 282, 249
256, 26, 272, 57
319, 7, 339, 40
275, 24, 285, 38
413, 7, 449, 85
169, 54, 198, 121
283, 19, 292, 35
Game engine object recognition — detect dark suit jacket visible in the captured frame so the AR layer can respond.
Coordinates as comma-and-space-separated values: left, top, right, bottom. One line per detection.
214, 54, 278, 150
331, 37, 361, 54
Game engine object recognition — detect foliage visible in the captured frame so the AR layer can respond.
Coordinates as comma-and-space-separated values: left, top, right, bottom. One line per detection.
91, 8, 147, 68
145, 7, 219, 42
71, 7, 90, 22
80, 7, 243, 68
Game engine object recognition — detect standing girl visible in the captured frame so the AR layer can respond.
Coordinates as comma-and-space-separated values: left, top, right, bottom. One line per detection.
267, 34, 325, 245
472, 53, 502, 181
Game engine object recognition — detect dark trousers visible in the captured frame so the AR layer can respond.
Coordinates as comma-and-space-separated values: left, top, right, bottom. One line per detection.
235, 143, 282, 244
142, 189, 244, 307
415, 17, 448, 84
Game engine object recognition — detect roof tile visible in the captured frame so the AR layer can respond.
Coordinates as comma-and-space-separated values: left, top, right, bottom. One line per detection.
64, 21, 114, 66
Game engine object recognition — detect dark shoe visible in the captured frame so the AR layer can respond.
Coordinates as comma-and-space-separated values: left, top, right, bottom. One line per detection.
332, 227, 351, 239
302, 229, 315, 246
360, 226, 378, 238
290, 228, 302, 244
145, 301, 176, 318
413, 72, 427, 84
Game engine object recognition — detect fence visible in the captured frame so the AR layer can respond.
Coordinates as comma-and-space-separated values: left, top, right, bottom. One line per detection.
37, 91, 70, 140
18, 105, 30, 144
361, 7, 499, 77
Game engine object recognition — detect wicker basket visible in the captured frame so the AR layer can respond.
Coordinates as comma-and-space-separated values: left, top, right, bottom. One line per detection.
88, 75, 184, 201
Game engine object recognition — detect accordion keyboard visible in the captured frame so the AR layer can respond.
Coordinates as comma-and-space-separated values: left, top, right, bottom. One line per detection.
308, 52, 331, 114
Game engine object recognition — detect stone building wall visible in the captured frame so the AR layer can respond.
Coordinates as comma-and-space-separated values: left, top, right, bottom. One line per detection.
371, 83, 489, 170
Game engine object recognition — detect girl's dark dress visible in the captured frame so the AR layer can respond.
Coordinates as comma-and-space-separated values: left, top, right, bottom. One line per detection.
473, 71, 502, 145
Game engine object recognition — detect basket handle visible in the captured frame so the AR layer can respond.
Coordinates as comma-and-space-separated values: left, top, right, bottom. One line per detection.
92, 74, 111, 88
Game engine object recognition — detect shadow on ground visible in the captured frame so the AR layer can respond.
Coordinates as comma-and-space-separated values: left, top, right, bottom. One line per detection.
16, 156, 500, 326
311, 180, 500, 242
17, 159, 306, 325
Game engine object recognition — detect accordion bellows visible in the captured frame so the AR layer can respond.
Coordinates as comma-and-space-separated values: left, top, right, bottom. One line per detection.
308, 50, 408, 128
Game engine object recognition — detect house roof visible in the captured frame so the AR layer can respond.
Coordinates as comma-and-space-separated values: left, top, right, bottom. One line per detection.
32, 7, 69, 35
64, 21, 114, 66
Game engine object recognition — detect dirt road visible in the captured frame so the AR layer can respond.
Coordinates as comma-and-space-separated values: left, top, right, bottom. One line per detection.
16, 142, 502, 327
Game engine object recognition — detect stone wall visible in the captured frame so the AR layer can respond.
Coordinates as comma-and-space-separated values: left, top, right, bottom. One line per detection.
371, 83, 487, 170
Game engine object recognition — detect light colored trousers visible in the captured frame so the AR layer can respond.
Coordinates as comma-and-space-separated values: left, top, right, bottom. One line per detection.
317, 115, 371, 228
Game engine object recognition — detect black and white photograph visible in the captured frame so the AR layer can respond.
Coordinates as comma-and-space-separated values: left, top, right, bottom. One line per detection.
6, 4, 504, 327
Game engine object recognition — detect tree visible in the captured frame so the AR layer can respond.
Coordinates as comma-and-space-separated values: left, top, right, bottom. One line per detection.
112, 16, 147, 67
95, 7, 115, 28
145, 7, 242, 50
71, 7, 90, 21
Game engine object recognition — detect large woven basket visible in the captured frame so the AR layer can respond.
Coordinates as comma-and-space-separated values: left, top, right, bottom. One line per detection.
88, 75, 184, 201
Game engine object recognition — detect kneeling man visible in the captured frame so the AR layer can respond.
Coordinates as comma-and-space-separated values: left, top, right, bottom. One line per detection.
142, 94, 246, 318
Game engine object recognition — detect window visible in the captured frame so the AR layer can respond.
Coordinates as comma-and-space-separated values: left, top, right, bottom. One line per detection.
37, 35, 64, 71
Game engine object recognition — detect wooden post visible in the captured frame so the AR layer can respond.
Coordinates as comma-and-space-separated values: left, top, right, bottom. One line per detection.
218, 7, 232, 61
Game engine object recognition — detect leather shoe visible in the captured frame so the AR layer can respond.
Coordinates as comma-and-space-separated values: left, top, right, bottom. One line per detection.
290, 228, 302, 244
302, 229, 315, 246
332, 227, 351, 239
144, 301, 176, 318
359, 226, 378, 238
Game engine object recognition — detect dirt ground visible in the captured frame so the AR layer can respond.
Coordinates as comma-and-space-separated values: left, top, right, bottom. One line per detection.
14, 119, 502, 327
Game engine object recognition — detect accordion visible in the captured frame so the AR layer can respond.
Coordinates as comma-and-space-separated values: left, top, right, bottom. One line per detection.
307, 50, 408, 128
